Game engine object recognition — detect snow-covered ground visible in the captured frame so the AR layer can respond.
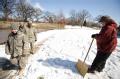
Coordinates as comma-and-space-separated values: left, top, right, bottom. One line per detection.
0, 25, 120, 79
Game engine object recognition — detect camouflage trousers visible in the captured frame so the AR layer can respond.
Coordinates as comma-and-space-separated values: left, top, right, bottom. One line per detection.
29, 42, 35, 54
10, 55, 29, 69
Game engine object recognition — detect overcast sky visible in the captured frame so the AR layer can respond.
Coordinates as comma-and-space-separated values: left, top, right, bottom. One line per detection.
28, 0, 120, 23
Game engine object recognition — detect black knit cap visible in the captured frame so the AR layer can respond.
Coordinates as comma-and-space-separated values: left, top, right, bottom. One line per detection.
99, 16, 111, 22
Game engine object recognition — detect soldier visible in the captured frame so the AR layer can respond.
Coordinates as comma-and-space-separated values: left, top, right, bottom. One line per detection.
19, 22, 25, 33
24, 21, 37, 54
5, 23, 30, 75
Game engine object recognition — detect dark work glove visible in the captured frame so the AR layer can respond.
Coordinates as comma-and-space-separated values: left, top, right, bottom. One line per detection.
91, 34, 97, 38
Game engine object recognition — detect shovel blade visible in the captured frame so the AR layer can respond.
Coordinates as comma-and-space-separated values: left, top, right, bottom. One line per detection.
76, 59, 89, 77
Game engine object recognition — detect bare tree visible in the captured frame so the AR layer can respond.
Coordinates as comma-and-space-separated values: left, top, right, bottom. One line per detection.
42, 11, 56, 23
32, 8, 42, 22
69, 10, 77, 25
15, 0, 36, 22
95, 15, 103, 21
0, 0, 16, 20
77, 9, 91, 26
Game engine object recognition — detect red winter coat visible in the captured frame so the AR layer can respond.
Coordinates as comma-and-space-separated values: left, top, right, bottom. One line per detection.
96, 21, 117, 53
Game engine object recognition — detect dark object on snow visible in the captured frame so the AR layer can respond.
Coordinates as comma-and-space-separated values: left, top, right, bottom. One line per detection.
38, 76, 44, 79
0, 57, 19, 79
0, 57, 19, 70
0, 42, 6, 45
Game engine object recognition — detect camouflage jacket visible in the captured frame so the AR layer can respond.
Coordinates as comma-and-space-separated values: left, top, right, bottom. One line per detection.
19, 25, 25, 33
24, 26, 37, 43
5, 31, 30, 57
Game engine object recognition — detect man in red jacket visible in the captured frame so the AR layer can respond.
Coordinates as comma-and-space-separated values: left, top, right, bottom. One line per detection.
88, 16, 117, 73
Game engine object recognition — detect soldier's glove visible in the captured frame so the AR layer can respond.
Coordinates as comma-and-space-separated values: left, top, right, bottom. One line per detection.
91, 34, 98, 38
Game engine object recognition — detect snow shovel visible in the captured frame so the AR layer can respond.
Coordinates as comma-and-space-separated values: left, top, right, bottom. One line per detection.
76, 38, 94, 77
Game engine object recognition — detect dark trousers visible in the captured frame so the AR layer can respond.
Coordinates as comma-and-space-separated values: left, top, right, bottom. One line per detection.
89, 51, 111, 72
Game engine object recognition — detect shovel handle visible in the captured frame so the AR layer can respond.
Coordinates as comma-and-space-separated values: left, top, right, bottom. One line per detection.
83, 38, 94, 63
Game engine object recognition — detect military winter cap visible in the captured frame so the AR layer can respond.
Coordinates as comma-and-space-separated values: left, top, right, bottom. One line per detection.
10, 24, 19, 30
